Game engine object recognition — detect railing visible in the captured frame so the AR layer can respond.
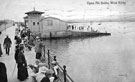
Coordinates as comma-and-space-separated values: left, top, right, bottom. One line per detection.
42, 45, 74, 82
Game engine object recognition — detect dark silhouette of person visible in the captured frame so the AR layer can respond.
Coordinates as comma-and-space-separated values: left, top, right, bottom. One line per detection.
26, 29, 31, 40
14, 35, 22, 45
14, 45, 20, 63
3, 35, 12, 55
20, 30, 26, 39
17, 45, 28, 81
0, 62, 8, 82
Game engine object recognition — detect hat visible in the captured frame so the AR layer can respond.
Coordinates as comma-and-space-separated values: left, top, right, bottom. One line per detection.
36, 36, 40, 39
39, 66, 49, 73
51, 61, 57, 65
45, 69, 54, 76
24, 36, 28, 39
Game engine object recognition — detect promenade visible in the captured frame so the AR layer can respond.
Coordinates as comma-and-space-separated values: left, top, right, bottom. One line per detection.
0, 25, 36, 82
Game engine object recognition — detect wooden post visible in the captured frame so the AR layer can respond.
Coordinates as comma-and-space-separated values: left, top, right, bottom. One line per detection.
63, 65, 67, 82
48, 50, 50, 69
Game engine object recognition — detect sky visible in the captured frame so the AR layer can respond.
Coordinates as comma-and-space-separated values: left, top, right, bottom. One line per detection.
0, 0, 135, 21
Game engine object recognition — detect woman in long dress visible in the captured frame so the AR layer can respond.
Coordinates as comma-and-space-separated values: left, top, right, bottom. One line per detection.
17, 45, 28, 81
15, 45, 20, 63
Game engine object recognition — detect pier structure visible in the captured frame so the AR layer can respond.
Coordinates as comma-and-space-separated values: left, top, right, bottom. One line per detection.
23, 9, 111, 39
0, 24, 74, 82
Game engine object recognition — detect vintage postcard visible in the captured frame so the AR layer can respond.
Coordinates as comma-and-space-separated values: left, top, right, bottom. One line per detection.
0, 0, 135, 82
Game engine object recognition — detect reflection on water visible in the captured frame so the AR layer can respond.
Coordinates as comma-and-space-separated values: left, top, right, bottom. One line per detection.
43, 22, 135, 82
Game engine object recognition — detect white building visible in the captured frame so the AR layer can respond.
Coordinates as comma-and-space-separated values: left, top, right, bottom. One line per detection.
24, 9, 44, 34
40, 17, 68, 38
24, 9, 67, 38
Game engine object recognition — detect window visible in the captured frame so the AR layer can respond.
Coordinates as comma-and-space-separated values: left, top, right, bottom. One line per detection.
37, 22, 39, 25
33, 22, 35, 25
47, 20, 53, 26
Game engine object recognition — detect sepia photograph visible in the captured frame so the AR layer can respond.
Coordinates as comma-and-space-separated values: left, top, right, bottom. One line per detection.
0, 0, 135, 82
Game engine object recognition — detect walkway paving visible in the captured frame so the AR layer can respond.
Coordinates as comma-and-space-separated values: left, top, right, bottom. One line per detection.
0, 25, 72, 82
0, 25, 36, 82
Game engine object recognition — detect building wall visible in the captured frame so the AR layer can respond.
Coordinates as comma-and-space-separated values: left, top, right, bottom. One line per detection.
24, 16, 68, 37
42, 17, 67, 32
27, 17, 41, 34
41, 17, 67, 37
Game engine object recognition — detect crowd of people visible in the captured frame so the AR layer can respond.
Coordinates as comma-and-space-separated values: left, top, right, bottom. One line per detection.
13, 27, 32, 81
0, 25, 59, 82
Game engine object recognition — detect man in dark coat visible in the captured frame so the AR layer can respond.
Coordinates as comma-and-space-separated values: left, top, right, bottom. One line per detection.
3, 35, 12, 55
0, 62, 8, 82
17, 45, 28, 81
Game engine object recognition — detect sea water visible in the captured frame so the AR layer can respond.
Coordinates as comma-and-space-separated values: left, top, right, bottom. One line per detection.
44, 22, 135, 82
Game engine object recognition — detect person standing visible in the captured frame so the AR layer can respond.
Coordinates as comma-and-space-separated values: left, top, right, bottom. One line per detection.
51, 61, 59, 81
14, 45, 20, 63
0, 62, 8, 82
35, 37, 43, 61
29, 33, 35, 46
14, 35, 22, 45
3, 35, 12, 55
0, 44, 3, 57
17, 45, 28, 81
27, 29, 31, 40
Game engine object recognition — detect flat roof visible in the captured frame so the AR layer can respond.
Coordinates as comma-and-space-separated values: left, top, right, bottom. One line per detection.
25, 10, 44, 14
42, 17, 66, 22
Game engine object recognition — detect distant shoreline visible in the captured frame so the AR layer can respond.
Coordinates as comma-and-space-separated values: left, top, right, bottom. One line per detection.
66, 20, 135, 23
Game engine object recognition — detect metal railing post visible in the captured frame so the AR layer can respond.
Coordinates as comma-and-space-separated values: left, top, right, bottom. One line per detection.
44, 45, 45, 58
63, 65, 67, 82
48, 50, 50, 69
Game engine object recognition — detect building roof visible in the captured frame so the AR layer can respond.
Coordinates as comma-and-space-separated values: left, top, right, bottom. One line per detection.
42, 17, 66, 22
23, 16, 28, 19
25, 10, 44, 14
